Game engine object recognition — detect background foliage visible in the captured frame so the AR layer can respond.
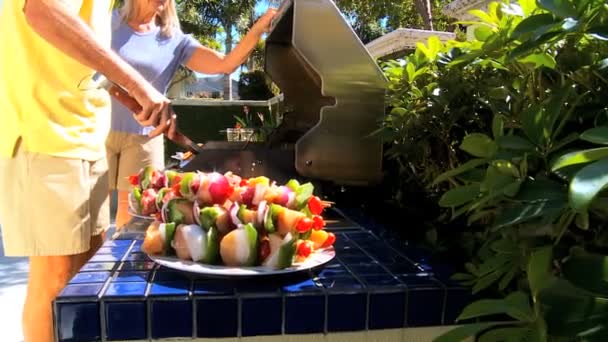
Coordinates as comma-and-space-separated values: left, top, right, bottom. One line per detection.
375, 0, 608, 340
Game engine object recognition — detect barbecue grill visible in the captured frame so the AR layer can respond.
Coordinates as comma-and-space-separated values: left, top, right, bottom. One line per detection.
179, 0, 388, 187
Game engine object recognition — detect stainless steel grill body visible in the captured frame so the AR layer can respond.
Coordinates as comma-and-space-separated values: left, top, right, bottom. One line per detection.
182, 0, 387, 186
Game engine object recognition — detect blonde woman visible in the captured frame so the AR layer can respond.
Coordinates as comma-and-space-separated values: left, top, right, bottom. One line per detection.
107, 0, 277, 227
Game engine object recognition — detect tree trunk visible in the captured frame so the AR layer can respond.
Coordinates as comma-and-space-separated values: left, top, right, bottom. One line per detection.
223, 22, 234, 100
414, 0, 433, 31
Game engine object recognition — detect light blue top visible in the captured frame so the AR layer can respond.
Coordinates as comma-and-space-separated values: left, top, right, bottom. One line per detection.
110, 11, 199, 135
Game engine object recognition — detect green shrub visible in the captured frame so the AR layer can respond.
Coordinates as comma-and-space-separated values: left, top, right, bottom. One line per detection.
380, 0, 608, 340
237, 70, 274, 100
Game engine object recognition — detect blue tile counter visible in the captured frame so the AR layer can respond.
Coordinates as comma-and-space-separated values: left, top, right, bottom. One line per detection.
53, 208, 472, 341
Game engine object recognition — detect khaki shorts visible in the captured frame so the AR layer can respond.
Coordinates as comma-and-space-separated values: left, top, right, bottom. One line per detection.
0, 140, 110, 256
106, 131, 165, 192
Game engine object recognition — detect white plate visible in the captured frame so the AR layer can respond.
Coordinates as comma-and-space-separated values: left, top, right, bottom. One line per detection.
127, 209, 156, 221
148, 247, 336, 277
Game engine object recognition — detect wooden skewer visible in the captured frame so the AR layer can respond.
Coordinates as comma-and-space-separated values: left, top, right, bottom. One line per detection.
321, 200, 334, 208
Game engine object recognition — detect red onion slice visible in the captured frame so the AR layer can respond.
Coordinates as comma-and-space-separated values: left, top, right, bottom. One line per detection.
253, 184, 267, 206
263, 205, 270, 228
230, 202, 242, 226
286, 192, 296, 209
161, 199, 171, 223
193, 201, 201, 226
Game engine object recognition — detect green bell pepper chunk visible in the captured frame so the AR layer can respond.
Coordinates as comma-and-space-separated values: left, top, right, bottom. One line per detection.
202, 226, 220, 265
277, 236, 297, 269
243, 223, 259, 267
199, 207, 220, 231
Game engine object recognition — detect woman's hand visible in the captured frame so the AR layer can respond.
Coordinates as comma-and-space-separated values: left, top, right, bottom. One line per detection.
185, 8, 278, 75
251, 8, 278, 35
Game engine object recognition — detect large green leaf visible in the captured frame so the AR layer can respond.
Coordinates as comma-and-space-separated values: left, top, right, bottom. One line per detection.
474, 25, 494, 41
539, 277, 608, 339
511, 13, 560, 39
515, 179, 567, 202
494, 200, 565, 229
504, 291, 535, 320
473, 267, 509, 293
520, 104, 545, 145
476, 254, 511, 277
457, 291, 534, 322
492, 114, 505, 139
439, 184, 480, 207
481, 165, 516, 194
550, 147, 608, 171
460, 133, 497, 158
499, 264, 520, 291
496, 135, 536, 151
528, 246, 554, 299
509, 31, 561, 59
478, 326, 539, 342
433, 323, 497, 342
491, 160, 520, 178
563, 254, 608, 297
553, 163, 587, 182
433, 158, 488, 185
390, 107, 407, 116
537, 0, 578, 19
544, 86, 575, 146
518, 52, 556, 68
569, 158, 608, 212
580, 126, 608, 145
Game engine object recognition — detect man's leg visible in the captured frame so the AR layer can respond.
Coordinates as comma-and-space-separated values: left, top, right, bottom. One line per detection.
23, 229, 104, 342
0, 143, 110, 341
23, 254, 79, 342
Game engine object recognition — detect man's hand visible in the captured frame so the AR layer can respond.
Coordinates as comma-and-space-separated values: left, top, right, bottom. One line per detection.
129, 82, 172, 138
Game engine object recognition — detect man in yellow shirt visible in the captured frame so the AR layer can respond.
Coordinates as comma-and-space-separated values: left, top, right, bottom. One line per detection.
0, 0, 175, 341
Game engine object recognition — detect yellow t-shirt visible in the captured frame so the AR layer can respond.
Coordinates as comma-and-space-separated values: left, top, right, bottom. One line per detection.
0, 0, 113, 161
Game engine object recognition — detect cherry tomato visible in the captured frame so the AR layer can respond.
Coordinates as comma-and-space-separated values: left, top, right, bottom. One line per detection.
128, 175, 139, 186
321, 232, 336, 248
308, 196, 323, 215
296, 217, 314, 233
297, 240, 313, 258
172, 174, 182, 185
171, 183, 182, 197
312, 215, 325, 230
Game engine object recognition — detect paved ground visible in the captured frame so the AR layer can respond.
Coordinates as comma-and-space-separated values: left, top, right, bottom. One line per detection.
0, 231, 28, 342
0, 193, 117, 341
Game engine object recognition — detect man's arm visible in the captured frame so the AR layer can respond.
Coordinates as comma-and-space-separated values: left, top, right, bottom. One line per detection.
23, 0, 171, 136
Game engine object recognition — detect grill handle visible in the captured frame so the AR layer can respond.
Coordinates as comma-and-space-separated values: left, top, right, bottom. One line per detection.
101, 80, 204, 155
107, 83, 142, 114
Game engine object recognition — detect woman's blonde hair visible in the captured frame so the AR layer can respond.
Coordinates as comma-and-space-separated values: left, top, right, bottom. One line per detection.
119, 0, 180, 37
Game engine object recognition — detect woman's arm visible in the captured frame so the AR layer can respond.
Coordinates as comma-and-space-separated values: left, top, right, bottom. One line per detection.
185, 9, 277, 75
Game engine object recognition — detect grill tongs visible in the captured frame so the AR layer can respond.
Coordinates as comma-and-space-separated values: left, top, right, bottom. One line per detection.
98, 78, 204, 156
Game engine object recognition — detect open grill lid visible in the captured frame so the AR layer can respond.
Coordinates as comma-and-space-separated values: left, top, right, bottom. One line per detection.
265, 0, 388, 185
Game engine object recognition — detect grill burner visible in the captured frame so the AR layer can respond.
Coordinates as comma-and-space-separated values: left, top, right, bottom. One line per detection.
180, 0, 387, 186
